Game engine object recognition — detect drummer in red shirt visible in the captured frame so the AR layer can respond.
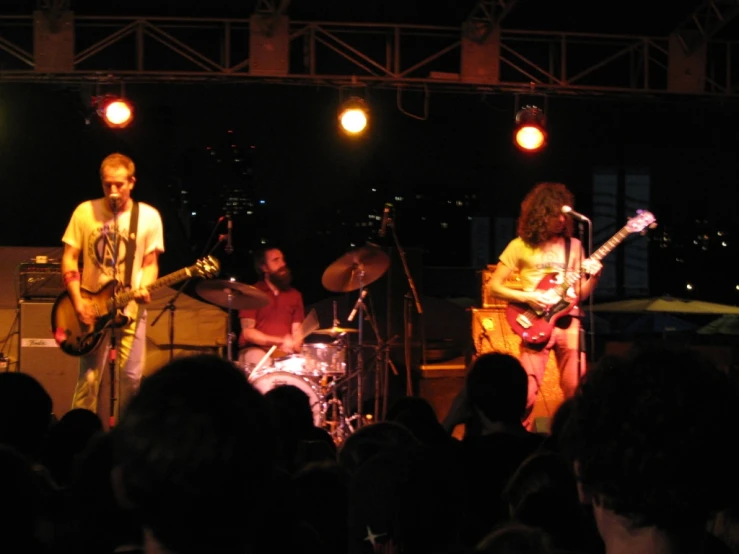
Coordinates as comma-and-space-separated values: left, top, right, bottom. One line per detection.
238, 247, 305, 369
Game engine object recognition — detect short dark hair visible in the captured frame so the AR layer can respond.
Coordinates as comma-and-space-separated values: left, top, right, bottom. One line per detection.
465, 352, 528, 425
112, 354, 275, 553
561, 343, 739, 531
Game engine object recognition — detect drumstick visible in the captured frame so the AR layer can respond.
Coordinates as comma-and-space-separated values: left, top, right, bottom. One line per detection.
300, 309, 320, 339
253, 345, 277, 373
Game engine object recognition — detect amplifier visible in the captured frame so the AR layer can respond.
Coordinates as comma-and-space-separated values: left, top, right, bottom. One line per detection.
19, 300, 79, 419
479, 264, 521, 308
471, 307, 564, 424
19, 262, 64, 299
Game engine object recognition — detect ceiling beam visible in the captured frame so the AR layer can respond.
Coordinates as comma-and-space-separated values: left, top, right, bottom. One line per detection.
0, 14, 737, 98
671, 0, 739, 55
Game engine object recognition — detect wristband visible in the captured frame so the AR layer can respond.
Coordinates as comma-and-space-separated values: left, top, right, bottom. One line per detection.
63, 270, 81, 286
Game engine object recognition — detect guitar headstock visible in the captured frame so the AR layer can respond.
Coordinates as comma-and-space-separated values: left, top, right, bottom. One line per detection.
626, 210, 657, 234
195, 256, 221, 279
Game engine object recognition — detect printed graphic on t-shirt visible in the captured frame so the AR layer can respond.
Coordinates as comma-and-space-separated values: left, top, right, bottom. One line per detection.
533, 247, 567, 272
88, 223, 128, 279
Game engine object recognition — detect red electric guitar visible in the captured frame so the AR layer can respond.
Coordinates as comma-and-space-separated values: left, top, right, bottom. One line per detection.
505, 210, 656, 346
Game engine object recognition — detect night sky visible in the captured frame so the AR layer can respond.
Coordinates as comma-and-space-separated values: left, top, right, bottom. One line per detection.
2, 0, 739, 306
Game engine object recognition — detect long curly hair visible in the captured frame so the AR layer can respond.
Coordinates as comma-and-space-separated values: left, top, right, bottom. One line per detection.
517, 182, 574, 246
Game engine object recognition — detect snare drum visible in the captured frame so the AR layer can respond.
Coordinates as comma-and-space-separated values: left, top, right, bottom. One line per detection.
249, 371, 323, 426
302, 343, 346, 375
273, 354, 307, 375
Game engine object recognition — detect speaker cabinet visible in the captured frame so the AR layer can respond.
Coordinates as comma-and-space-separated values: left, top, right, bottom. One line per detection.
19, 300, 79, 419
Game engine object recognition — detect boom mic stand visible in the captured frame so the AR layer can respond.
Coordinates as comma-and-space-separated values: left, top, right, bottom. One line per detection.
575, 219, 592, 383
151, 216, 227, 362
387, 212, 423, 396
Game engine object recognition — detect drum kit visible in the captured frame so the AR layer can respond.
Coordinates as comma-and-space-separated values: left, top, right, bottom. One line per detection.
194, 243, 391, 443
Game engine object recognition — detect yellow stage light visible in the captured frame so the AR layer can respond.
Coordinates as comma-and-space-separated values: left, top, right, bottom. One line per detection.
338, 96, 369, 135
513, 105, 547, 152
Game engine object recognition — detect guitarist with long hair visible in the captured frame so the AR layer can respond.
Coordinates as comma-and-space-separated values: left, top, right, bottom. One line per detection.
60, 152, 164, 423
488, 182, 602, 430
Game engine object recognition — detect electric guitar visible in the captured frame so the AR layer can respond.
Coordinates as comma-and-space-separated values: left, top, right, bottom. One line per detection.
505, 210, 656, 346
51, 255, 220, 357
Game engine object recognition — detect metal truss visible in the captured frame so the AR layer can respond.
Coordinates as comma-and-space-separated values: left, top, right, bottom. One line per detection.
0, 14, 738, 98
464, 0, 521, 42
254, 0, 291, 15
36, 0, 70, 11
671, 0, 739, 55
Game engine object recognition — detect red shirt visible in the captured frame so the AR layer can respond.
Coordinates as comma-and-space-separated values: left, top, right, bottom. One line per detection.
238, 280, 304, 348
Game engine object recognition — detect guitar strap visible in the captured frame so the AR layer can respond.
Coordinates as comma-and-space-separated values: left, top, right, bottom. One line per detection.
124, 201, 139, 288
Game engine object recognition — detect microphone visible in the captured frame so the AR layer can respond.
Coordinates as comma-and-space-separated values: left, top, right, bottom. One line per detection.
561, 205, 590, 222
378, 203, 392, 237
110, 194, 120, 213
225, 215, 233, 254
347, 289, 368, 322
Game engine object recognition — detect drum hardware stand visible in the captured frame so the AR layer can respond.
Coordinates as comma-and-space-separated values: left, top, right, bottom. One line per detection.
319, 241, 392, 436
319, 379, 359, 444
382, 334, 399, 420
386, 208, 423, 396
318, 332, 351, 439
151, 218, 228, 362
357, 289, 399, 421
332, 300, 340, 328
348, 272, 368, 428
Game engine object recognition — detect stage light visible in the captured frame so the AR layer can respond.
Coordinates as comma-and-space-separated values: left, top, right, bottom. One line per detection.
513, 105, 547, 152
338, 96, 369, 135
95, 96, 134, 129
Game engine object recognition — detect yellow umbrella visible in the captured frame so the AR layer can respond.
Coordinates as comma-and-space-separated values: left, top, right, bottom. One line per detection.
591, 296, 739, 315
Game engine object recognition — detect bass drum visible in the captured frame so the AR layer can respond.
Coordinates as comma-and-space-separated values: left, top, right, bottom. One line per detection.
248, 371, 323, 426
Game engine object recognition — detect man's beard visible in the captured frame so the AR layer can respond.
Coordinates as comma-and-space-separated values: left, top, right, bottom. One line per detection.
268, 268, 292, 291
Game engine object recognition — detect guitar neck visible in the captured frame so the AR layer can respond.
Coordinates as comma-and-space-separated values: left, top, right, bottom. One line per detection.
112, 265, 195, 310
556, 224, 633, 295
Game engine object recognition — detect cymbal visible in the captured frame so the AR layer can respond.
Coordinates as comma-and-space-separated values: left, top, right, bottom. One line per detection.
312, 327, 359, 335
321, 244, 390, 292
195, 279, 270, 310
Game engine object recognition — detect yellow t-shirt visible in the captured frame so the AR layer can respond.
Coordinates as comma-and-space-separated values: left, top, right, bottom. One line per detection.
498, 236, 584, 293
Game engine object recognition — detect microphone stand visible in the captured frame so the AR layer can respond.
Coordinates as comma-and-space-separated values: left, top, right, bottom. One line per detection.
108, 200, 121, 429
575, 219, 589, 383
587, 218, 596, 363
388, 215, 423, 396
150, 217, 226, 362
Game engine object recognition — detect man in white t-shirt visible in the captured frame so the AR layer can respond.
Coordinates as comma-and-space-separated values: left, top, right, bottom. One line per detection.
60, 152, 164, 424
